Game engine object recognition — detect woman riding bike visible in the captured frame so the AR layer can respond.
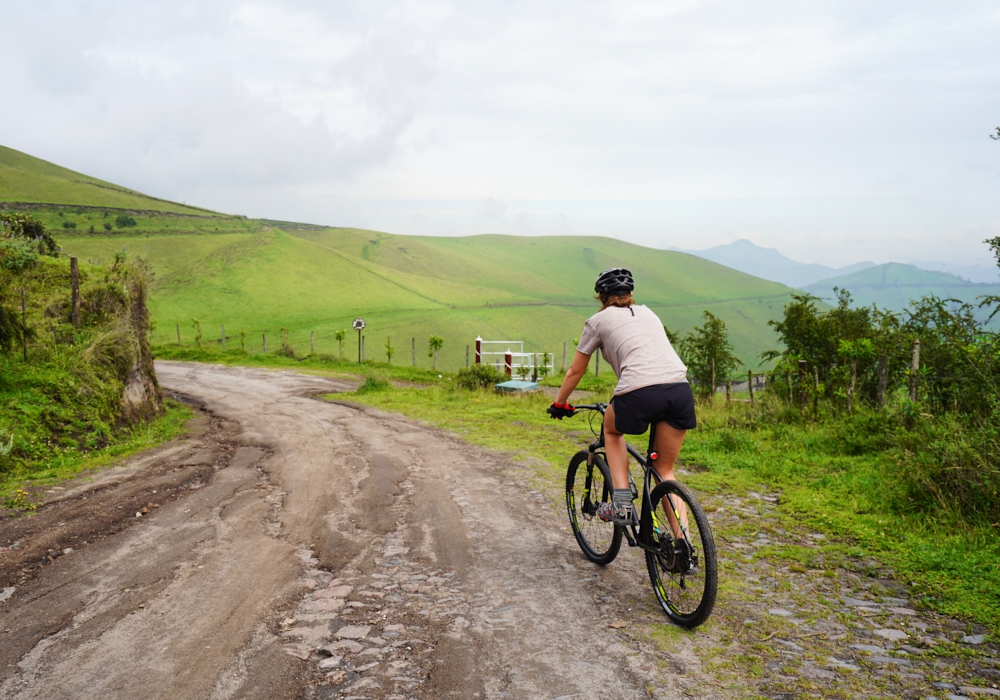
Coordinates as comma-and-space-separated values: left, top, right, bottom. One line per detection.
547, 268, 697, 525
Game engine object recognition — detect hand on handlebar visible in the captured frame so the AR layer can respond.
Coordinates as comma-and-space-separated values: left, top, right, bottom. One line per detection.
547, 401, 576, 419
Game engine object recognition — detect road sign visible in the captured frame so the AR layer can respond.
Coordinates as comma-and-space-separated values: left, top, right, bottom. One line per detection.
352, 318, 366, 331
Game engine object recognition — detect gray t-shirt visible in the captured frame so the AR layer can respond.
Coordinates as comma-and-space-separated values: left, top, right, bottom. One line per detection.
577, 305, 688, 395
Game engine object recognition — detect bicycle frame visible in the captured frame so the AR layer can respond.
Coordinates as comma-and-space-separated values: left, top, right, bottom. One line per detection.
579, 403, 675, 553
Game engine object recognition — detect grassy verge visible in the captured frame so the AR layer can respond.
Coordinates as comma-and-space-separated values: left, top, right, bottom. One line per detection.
341, 381, 1000, 634
1, 399, 192, 510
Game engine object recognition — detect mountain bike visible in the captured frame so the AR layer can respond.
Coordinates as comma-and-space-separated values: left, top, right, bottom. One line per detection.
565, 403, 718, 628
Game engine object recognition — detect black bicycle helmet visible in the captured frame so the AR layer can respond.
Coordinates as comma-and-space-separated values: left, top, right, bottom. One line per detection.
594, 267, 634, 295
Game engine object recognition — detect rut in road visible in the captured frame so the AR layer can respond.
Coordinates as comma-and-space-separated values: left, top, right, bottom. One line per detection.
1, 362, 699, 700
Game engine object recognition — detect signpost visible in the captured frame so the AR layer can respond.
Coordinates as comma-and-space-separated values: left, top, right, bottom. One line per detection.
353, 318, 366, 363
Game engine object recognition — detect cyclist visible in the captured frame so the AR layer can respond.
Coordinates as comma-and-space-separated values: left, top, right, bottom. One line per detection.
547, 268, 697, 524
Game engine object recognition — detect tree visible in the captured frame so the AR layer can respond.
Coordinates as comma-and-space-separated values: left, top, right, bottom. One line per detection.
678, 311, 742, 400
192, 318, 202, 346
334, 329, 346, 358
428, 335, 444, 370
991, 127, 1000, 141
0, 213, 59, 271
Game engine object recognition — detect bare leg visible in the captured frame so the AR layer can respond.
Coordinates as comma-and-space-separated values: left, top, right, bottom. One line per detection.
603, 402, 630, 490
652, 422, 688, 538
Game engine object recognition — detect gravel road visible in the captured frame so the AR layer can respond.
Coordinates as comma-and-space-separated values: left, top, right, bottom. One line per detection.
0, 362, 676, 700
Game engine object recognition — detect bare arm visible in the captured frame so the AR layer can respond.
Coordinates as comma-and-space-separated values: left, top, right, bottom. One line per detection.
555, 351, 592, 404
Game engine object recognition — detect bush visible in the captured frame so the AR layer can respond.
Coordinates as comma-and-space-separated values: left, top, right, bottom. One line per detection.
115, 214, 137, 228
456, 363, 506, 390
103, 222, 112, 231
62, 221, 77, 229
356, 373, 389, 394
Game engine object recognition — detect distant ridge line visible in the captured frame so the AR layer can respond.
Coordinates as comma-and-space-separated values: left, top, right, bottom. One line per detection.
0, 201, 230, 219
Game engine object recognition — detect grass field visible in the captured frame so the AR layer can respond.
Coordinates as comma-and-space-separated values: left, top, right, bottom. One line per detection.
61, 226, 801, 372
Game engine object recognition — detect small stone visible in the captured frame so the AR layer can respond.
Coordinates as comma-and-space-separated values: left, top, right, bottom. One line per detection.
844, 597, 878, 607
890, 607, 917, 616
324, 670, 345, 684
324, 640, 363, 654
0, 587, 15, 604
850, 644, 885, 653
283, 644, 311, 660
768, 608, 793, 617
961, 634, 986, 645
336, 625, 371, 639
384, 624, 404, 632
800, 665, 837, 680
318, 655, 343, 669
609, 620, 627, 629
958, 687, 1000, 697
932, 685, 957, 692
874, 628, 908, 642
872, 656, 913, 667
451, 617, 471, 630
826, 657, 860, 672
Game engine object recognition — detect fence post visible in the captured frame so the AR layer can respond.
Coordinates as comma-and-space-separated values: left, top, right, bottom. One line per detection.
311, 331, 315, 354
504, 350, 512, 377
475, 336, 482, 364
176, 323, 181, 346
263, 332, 267, 352
909, 339, 920, 402
357, 329, 362, 363
70, 257, 80, 327
466, 345, 470, 368
748, 370, 755, 405
222, 324, 226, 350
813, 365, 820, 413
532, 353, 538, 382
797, 359, 808, 408
876, 355, 888, 408
21, 288, 28, 362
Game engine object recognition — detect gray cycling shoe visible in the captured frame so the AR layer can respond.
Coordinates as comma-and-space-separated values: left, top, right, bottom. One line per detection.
596, 501, 635, 525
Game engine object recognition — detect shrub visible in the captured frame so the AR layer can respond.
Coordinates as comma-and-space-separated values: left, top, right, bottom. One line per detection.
356, 373, 389, 394
115, 214, 137, 228
103, 222, 112, 231
456, 363, 506, 390
62, 221, 77, 229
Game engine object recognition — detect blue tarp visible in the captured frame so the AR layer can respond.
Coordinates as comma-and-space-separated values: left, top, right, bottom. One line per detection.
495, 380, 539, 392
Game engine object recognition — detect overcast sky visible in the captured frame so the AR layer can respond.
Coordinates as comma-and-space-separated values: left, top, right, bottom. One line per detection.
3, 1, 999, 268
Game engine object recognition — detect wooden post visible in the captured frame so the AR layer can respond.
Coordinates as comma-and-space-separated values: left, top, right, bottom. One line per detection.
357, 329, 362, 363
466, 345, 470, 368
504, 350, 512, 377
532, 353, 538, 382
70, 257, 80, 327
563, 342, 567, 372
797, 359, 808, 408
263, 332, 267, 352
710, 358, 716, 405
176, 323, 181, 346
813, 365, 820, 413
311, 331, 315, 354
475, 336, 482, 365
221, 324, 226, 350
876, 355, 888, 409
725, 380, 731, 406
847, 358, 857, 413
909, 339, 920, 402
20, 288, 28, 362
748, 370, 755, 405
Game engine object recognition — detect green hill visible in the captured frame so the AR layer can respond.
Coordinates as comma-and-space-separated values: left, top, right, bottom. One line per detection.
3, 143, 804, 372
803, 263, 1000, 324
0, 145, 257, 236
59, 225, 799, 372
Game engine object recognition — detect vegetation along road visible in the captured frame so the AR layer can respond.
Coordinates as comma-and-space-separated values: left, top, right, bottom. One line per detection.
0, 360, 997, 699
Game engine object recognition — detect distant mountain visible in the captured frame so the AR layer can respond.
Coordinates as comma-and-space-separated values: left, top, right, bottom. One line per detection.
803, 263, 1000, 324
905, 260, 999, 284
674, 239, 876, 288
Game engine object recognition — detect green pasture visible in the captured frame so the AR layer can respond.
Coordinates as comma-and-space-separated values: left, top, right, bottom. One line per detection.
0, 144, 210, 215
61, 226, 800, 372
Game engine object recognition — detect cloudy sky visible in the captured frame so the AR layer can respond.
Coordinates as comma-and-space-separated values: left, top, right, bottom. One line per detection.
3, 1, 999, 269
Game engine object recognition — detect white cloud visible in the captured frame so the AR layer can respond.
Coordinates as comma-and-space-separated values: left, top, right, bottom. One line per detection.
1, 0, 998, 266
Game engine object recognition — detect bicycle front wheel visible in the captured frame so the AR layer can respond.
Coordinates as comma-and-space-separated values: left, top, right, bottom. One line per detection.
566, 450, 622, 565
642, 480, 717, 628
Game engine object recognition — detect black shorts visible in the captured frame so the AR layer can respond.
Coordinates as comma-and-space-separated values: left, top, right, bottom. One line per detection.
610, 383, 697, 434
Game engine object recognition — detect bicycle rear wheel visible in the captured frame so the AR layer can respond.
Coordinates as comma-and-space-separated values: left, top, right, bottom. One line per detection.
566, 450, 622, 565
642, 480, 717, 628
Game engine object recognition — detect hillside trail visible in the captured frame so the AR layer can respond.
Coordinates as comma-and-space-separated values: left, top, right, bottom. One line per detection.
1, 362, 998, 700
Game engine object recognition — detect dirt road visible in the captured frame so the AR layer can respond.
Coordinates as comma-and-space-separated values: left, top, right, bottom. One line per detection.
0, 362, 679, 699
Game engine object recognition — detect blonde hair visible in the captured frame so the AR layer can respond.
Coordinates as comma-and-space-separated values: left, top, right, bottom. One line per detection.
598, 291, 634, 310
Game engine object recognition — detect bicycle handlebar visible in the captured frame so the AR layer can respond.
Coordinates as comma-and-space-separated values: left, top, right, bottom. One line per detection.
572, 403, 607, 414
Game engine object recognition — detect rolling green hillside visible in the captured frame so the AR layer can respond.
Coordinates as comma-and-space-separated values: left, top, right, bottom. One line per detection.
60, 225, 799, 372
4, 142, 803, 373
803, 263, 1000, 324
0, 145, 258, 236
